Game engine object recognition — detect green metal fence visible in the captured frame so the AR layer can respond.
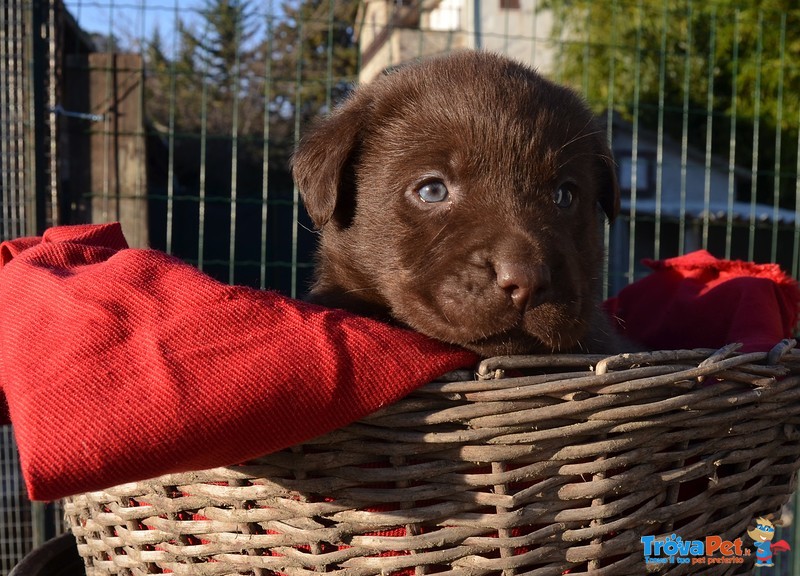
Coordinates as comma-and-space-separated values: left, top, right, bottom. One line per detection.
45, 0, 800, 297
2, 0, 800, 572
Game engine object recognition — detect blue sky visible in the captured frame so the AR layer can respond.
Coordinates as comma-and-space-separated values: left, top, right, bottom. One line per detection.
63, 0, 202, 48
63, 0, 278, 53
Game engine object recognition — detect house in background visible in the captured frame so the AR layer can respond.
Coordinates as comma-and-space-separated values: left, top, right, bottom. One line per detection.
608, 114, 797, 292
356, 0, 557, 82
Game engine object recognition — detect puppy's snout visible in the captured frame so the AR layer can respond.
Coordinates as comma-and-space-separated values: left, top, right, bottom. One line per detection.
494, 261, 551, 311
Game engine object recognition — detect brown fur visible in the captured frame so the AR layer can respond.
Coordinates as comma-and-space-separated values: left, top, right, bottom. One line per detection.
292, 51, 622, 356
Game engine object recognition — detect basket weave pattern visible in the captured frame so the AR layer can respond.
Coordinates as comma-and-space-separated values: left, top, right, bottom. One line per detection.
65, 343, 800, 575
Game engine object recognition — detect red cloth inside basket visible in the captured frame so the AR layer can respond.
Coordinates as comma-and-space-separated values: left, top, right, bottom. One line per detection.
605, 250, 800, 352
1, 224, 798, 502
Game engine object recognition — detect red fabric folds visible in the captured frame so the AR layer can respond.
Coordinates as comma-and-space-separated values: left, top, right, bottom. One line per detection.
606, 250, 800, 352
0, 223, 477, 500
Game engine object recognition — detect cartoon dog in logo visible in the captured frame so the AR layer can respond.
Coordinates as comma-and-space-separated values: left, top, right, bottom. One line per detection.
747, 517, 791, 567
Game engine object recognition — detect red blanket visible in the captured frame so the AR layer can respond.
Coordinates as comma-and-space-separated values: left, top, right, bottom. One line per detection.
1, 225, 798, 501
0, 224, 476, 500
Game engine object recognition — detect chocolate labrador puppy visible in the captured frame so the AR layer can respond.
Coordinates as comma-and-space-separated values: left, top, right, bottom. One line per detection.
292, 50, 622, 357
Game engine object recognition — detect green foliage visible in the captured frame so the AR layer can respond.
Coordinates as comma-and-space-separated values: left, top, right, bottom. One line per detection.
541, 0, 800, 206
268, 0, 359, 121
255, 0, 360, 158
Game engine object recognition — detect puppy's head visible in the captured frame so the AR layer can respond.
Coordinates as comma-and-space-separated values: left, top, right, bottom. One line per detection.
293, 51, 620, 356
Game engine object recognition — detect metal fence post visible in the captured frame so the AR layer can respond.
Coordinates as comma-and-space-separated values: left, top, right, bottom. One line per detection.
28, 0, 49, 234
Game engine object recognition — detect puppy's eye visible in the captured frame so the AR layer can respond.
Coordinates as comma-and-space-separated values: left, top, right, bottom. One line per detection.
553, 184, 575, 209
417, 181, 449, 203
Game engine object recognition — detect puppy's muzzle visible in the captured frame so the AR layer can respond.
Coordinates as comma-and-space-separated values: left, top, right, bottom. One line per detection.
494, 261, 552, 311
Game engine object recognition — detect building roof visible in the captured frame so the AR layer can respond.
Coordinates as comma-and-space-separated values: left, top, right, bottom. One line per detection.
621, 197, 798, 226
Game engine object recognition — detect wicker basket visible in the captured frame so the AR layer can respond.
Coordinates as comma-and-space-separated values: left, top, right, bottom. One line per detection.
65, 341, 800, 576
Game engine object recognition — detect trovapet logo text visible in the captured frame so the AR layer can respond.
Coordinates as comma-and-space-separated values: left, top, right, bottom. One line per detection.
641, 534, 748, 566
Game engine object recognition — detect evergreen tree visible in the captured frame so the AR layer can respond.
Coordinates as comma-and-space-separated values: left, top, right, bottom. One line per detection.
143, 0, 358, 160
268, 0, 359, 119
187, 0, 260, 91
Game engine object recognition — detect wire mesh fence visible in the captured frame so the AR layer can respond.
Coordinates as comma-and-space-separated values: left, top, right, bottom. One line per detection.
45, 0, 800, 297
0, 1, 34, 242
2, 0, 800, 572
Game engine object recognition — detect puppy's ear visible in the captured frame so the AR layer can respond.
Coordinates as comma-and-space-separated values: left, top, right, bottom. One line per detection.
292, 95, 368, 229
596, 139, 621, 221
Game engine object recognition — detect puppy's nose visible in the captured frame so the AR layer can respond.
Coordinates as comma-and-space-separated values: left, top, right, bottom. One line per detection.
495, 262, 551, 311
